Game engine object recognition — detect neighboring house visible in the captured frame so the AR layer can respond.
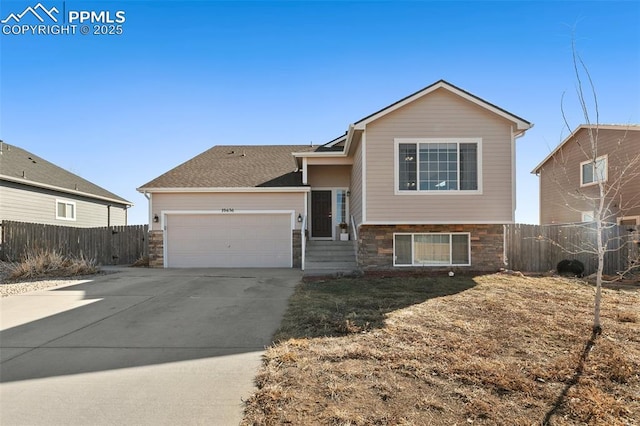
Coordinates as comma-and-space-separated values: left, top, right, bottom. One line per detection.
138, 80, 532, 270
532, 125, 640, 225
0, 142, 132, 227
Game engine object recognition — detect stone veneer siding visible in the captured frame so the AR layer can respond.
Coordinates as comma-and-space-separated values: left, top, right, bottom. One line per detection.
293, 229, 302, 268
357, 224, 505, 272
148, 230, 164, 268
147, 229, 301, 269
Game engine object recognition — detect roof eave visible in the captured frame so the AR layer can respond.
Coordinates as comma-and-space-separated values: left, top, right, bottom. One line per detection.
353, 80, 532, 131
291, 150, 347, 158
532, 125, 595, 174
136, 186, 310, 193
532, 124, 640, 174
1, 175, 132, 206
323, 134, 347, 148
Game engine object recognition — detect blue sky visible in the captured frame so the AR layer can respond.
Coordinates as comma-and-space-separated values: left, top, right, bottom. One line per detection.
1, 1, 639, 225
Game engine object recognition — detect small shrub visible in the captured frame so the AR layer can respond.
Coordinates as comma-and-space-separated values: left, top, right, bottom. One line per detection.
130, 255, 149, 267
7, 249, 99, 281
617, 311, 637, 323
557, 259, 585, 277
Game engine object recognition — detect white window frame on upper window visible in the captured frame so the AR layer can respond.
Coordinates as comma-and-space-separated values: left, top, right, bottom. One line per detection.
580, 155, 608, 187
394, 138, 482, 195
393, 232, 471, 267
56, 199, 76, 221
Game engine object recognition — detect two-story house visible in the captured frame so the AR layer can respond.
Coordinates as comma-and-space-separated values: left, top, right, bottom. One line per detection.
138, 80, 532, 271
533, 125, 640, 225
0, 142, 131, 227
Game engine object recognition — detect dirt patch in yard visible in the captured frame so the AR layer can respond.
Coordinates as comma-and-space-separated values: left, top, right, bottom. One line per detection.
242, 274, 640, 425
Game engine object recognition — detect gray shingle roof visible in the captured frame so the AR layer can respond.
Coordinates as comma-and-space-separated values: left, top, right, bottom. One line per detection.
0, 142, 131, 205
139, 145, 317, 189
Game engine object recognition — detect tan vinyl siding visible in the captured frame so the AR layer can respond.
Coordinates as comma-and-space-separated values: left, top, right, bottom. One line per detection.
150, 191, 305, 231
307, 165, 351, 187
365, 88, 515, 223
538, 128, 640, 224
349, 136, 363, 226
0, 183, 127, 227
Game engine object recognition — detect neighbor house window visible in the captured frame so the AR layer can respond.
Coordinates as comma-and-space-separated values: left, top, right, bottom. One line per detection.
394, 233, 470, 266
580, 155, 607, 186
581, 212, 594, 222
396, 139, 480, 192
56, 200, 76, 220
618, 216, 640, 226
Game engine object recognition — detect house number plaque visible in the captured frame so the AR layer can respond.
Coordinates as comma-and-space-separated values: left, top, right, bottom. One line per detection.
221, 208, 235, 213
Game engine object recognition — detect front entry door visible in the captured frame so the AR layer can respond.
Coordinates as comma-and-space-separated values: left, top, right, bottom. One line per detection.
311, 190, 332, 238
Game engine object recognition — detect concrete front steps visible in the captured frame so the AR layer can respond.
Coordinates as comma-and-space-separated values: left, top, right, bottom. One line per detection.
303, 240, 361, 277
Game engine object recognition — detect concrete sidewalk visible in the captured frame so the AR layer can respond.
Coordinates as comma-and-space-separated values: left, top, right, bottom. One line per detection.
0, 267, 301, 425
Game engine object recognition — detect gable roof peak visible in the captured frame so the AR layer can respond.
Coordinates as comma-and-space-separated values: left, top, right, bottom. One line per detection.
351, 79, 532, 131
531, 123, 640, 173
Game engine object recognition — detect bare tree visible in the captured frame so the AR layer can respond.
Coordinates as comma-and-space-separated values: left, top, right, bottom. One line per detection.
545, 40, 640, 333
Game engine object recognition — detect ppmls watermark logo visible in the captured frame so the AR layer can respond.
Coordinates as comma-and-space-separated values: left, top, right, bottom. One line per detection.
2, 2, 126, 36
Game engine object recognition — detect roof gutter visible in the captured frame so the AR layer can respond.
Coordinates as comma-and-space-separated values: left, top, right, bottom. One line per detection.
530, 124, 640, 175
136, 186, 311, 193
291, 150, 347, 158
1, 174, 132, 206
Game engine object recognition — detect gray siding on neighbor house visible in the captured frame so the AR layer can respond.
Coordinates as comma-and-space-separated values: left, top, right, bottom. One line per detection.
364, 88, 516, 223
0, 182, 127, 227
538, 128, 640, 224
150, 192, 306, 231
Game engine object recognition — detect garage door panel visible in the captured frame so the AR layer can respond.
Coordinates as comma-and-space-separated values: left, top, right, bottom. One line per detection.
166, 214, 292, 268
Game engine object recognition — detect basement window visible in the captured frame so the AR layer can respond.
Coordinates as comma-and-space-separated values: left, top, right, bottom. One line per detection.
394, 233, 470, 266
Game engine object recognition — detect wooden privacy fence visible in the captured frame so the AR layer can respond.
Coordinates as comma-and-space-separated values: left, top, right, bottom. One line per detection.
504, 223, 640, 275
1, 221, 148, 265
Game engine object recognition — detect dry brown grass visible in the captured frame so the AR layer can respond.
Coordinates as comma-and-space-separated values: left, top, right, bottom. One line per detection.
242, 274, 640, 426
130, 255, 150, 268
3, 249, 99, 281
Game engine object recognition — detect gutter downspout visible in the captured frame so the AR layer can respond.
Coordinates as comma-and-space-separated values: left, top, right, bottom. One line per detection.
142, 191, 152, 229
506, 127, 532, 267
511, 126, 532, 221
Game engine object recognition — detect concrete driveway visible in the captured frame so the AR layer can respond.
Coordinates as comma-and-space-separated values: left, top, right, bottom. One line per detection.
0, 267, 301, 425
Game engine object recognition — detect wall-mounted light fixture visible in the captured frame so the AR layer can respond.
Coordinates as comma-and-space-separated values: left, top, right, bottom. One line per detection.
297, 214, 303, 223
153, 214, 159, 223
346, 191, 350, 197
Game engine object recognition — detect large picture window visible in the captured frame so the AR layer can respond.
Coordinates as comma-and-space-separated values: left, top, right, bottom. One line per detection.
580, 155, 607, 186
396, 139, 480, 192
394, 233, 470, 266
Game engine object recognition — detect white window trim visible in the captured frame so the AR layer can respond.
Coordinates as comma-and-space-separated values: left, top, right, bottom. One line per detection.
617, 216, 640, 225
580, 154, 608, 187
393, 232, 471, 267
394, 138, 483, 195
581, 211, 595, 222
307, 187, 349, 241
55, 199, 76, 221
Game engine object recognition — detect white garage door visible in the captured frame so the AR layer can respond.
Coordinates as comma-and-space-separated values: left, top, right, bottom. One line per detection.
166, 213, 292, 268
